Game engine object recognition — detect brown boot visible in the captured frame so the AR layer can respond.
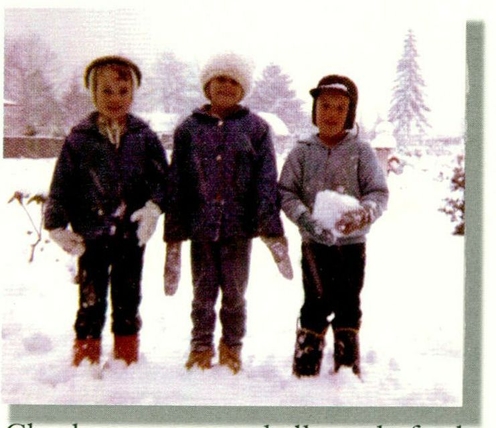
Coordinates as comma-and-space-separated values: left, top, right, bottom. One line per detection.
333, 327, 361, 376
73, 338, 101, 366
185, 348, 214, 370
218, 341, 241, 374
113, 334, 139, 365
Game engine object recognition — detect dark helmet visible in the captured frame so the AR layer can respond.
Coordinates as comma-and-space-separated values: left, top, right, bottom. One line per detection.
310, 74, 358, 129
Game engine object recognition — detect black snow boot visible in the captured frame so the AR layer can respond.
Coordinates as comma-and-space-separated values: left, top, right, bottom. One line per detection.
333, 327, 360, 376
292, 327, 327, 377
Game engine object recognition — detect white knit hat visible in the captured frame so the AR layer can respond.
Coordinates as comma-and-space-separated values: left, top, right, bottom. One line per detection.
200, 52, 255, 99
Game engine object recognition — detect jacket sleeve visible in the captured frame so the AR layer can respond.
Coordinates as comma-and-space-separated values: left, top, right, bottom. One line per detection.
145, 131, 169, 212
357, 143, 389, 218
164, 125, 192, 242
253, 123, 284, 237
278, 146, 310, 225
44, 139, 76, 231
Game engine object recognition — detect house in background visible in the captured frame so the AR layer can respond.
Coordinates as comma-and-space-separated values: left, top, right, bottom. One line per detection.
257, 112, 291, 154
371, 121, 397, 176
136, 111, 181, 153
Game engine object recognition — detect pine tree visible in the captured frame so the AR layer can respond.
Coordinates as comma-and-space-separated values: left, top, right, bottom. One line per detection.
61, 73, 93, 133
139, 51, 203, 116
245, 64, 308, 134
388, 29, 431, 148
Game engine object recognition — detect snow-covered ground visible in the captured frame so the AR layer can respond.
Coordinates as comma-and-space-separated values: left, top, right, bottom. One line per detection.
1, 153, 464, 406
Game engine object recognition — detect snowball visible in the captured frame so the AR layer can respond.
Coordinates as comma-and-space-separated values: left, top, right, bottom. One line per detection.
312, 190, 361, 237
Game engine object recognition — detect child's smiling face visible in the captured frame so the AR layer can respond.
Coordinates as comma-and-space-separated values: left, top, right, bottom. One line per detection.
315, 91, 350, 139
94, 67, 134, 121
206, 75, 244, 111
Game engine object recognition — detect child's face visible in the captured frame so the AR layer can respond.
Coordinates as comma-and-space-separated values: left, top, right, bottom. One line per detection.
206, 76, 244, 110
315, 92, 350, 138
94, 68, 134, 121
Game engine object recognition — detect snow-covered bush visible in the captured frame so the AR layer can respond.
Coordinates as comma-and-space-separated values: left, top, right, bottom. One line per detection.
439, 153, 464, 235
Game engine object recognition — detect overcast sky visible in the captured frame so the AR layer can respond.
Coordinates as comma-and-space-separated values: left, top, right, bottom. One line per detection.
4, 1, 470, 135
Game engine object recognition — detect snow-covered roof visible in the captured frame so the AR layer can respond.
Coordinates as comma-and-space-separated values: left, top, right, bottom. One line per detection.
136, 112, 180, 134
257, 112, 290, 136
371, 134, 397, 149
371, 121, 397, 148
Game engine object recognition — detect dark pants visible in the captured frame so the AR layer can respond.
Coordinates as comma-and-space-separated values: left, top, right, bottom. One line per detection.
300, 242, 366, 334
74, 237, 144, 339
190, 238, 252, 352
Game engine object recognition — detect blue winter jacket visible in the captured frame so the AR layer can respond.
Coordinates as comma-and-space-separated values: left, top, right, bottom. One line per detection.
44, 112, 168, 240
165, 106, 284, 242
279, 132, 389, 246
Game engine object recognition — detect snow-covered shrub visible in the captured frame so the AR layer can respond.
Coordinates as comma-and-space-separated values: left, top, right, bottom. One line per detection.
439, 153, 464, 235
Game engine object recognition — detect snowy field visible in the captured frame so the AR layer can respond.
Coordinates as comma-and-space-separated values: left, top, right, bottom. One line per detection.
1, 152, 464, 406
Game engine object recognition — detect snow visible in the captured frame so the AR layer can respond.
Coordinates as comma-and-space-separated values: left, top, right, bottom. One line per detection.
312, 190, 361, 237
1, 154, 464, 406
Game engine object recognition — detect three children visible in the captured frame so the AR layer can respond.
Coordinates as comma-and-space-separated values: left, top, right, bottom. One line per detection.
45, 54, 387, 378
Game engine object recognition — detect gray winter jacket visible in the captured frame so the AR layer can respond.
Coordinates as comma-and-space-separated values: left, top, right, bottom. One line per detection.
279, 132, 388, 245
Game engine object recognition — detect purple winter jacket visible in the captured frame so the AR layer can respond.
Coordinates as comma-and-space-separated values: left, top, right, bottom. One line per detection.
44, 112, 168, 241
165, 105, 284, 242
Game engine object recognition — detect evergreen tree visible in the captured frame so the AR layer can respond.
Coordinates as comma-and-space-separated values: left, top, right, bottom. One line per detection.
140, 51, 203, 116
388, 29, 431, 148
245, 63, 308, 134
61, 73, 93, 133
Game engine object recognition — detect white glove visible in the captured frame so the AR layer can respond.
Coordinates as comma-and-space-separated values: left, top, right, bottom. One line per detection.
130, 201, 162, 246
261, 236, 294, 280
164, 242, 182, 296
49, 228, 86, 256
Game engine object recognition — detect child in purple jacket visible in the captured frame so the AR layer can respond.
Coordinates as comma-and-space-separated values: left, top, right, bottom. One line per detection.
44, 56, 168, 367
164, 52, 292, 374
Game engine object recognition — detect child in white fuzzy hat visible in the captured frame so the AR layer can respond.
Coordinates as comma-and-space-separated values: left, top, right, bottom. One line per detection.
164, 52, 292, 374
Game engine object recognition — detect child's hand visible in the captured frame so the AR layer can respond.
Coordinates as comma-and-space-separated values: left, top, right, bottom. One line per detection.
49, 228, 86, 256
261, 235, 294, 280
335, 205, 372, 235
130, 201, 162, 246
297, 212, 336, 246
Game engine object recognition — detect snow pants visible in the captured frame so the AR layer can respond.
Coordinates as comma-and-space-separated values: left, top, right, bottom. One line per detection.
74, 236, 144, 340
300, 242, 366, 334
189, 238, 252, 352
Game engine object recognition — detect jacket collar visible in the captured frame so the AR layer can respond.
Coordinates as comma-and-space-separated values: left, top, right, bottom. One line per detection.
299, 131, 353, 149
74, 112, 148, 132
192, 104, 250, 121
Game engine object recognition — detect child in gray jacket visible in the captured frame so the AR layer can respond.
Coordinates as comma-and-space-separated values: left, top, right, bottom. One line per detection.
279, 74, 388, 377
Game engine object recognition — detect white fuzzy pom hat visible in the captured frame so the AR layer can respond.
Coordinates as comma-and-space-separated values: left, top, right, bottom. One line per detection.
200, 52, 255, 99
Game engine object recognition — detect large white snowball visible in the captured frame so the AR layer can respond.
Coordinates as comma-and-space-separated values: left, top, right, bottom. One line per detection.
312, 190, 361, 237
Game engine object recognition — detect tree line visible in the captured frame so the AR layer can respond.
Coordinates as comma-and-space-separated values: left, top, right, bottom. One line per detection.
4, 30, 433, 149
4, 34, 312, 140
